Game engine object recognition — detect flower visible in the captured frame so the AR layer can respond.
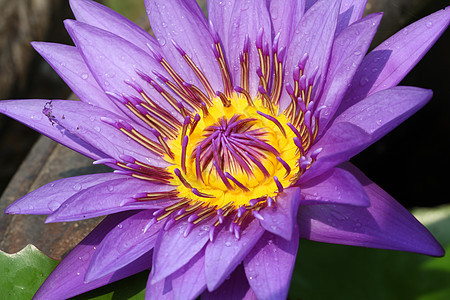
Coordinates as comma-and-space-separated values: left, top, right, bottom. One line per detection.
1, 0, 449, 298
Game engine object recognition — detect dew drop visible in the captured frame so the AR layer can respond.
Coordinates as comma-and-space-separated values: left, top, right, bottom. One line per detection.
158, 37, 166, 46
30, 114, 42, 120
376, 119, 383, 126
73, 183, 82, 191
107, 184, 114, 192
94, 126, 101, 132
81, 73, 89, 80
359, 77, 369, 87
161, 22, 168, 28
225, 241, 231, 247
426, 21, 433, 28
353, 50, 361, 56
48, 201, 60, 212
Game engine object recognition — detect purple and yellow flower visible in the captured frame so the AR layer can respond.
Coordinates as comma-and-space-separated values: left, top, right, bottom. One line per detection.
1, 0, 449, 298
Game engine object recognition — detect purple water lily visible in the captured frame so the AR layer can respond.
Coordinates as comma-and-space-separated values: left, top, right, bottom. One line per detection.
1, 0, 448, 299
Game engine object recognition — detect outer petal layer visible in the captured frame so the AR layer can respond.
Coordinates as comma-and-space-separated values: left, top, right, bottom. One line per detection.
31, 42, 121, 114
205, 219, 265, 291
298, 163, 445, 256
341, 6, 450, 112
34, 212, 153, 299
42, 100, 167, 167
46, 177, 174, 222
69, 0, 160, 52
85, 210, 164, 282
244, 229, 299, 300
301, 167, 370, 207
259, 187, 301, 240
281, 0, 340, 108
333, 86, 433, 143
227, 0, 272, 96
318, 13, 382, 133
202, 264, 257, 300
0, 99, 106, 160
151, 219, 213, 284
65, 20, 180, 120
146, 0, 222, 93
300, 122, 371, 182
171, 250, 207, 300
5, 173, 126, 215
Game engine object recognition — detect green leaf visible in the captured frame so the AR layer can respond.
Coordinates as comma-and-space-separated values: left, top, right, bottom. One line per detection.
0, 244, 59, 299
290, 205, 450, 300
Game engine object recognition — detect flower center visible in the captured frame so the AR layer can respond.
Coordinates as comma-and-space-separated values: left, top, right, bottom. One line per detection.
167, 94, 299, 208
98, 28, 324, 237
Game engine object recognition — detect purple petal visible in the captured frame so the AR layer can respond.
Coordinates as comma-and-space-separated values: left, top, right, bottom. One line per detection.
171, 250, 207, 300
46, 177, 174, 222
244, 229, 299, 300
335, 0, 368, 36
145, 275, 173, 300
301, 167, 370, 207
268, 0, 305, 51
227, 1, 272, 95
300, 122, 371, 182
151, 219, 214, 284
204, 219, 265, 290
0, 99, 106, 160
318, 13, 382, 134
42, 100, 168, 167
69, 0, 161, 53
85, 210, 164, 282
202, 264, 257, 300
298, 163, 445, 256
31, 42, 121, 114
333, 86, 432, 143
259, 187, 301, 240
341, 7, 450, 112
145, 0, 222, 93
280, 0, 340, 109
34, 211, 153, 299
64, 20, 181, 120
207, 0, 236, 51
5, 173, 126, 215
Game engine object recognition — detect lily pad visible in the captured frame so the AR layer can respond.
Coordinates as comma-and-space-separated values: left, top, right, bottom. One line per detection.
0, 244, 59, 299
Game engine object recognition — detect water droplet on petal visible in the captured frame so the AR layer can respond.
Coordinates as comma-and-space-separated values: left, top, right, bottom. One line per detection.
225, 241, 231, 247
426, 21, 433, 28
158, 37, 166, 46
359, 77, 369, 87
73, 183, 82, 191
48, 201, 60, 212
81, 73, 89, 80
